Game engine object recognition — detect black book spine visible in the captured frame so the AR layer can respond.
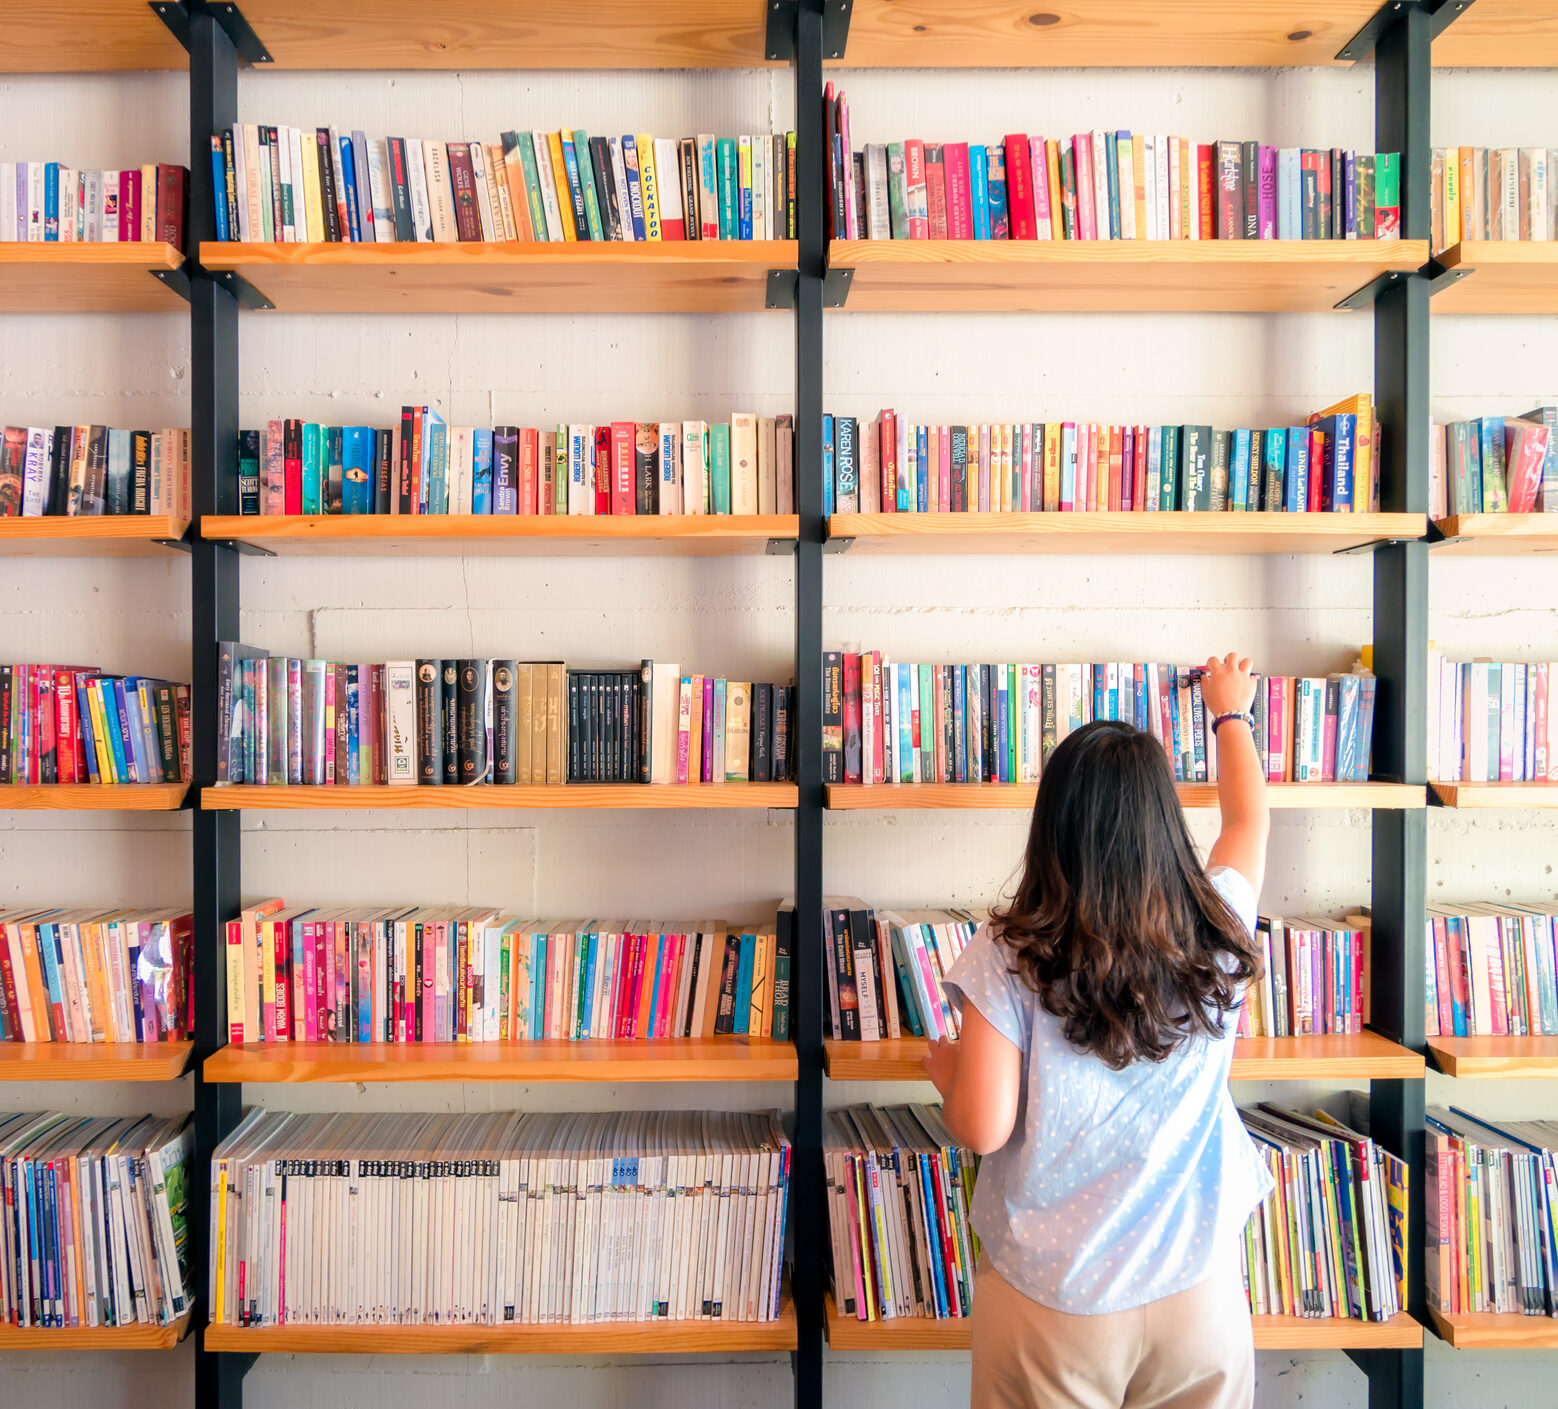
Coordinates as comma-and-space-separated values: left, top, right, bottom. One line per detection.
619, 672, 633, 784
492, 661, 516, 784
456, 660, 489, 783
154, 683, 179, 781
1300, 156, 1319, 240
981, 664, 995, 782
951, 426, 968, 512
317, 129, 341, 242
440, 661, 459, 783
751, 682, 772, 782
639, 660, 652, 785
222, 128, 239, 238
130, 430, 152, 514
714, 933, 740, 1034
589, 137, 621, 240
374, 429, 393, 514
238, 429, 261, 515
0, 665, 10, 783
591, 673, 603, 782
415, 659, 441, 783
679, 138, 700, 241
47, 427, 71, 516
771, 903, 792, 1042
831, 907, 860, 1040
634, 425, 657, 516
608, 673, 622, 783
772, 684, 789, 781
1241, 140, 1259, 239
387, 137, 414, 241
566, 672, 581, 782
822, 651, 843, 784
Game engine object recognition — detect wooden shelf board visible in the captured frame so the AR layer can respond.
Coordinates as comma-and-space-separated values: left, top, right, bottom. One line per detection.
200, 241, 797, 314
0, 783, 189, 810
203, 783, 797, 811
0, 515, 188, 556
202, 513, 798, 557
1431, 782, 1558, 809
1427, 1037, 1558, 1079
1429, 1307, 1558, 1348
0, 1311, 191, 1348
1431, 514, 1558, 555
837, 1, 1390, 68
1431, 241, 1558, 314
1434, 1, 1558, 67
0, 2, 188, 72
0, 242, 186, 312
827, 239, 1429, 314
205, 1298, 797, 1354
205, 1038, 797, 1084
0, 1041, 192, 1082
828, 511, 1425, 556
226, 0, 784, 69
825, 782, 1422, 811
826, 1294, 971, 1350
824, 1033, 1421, 1083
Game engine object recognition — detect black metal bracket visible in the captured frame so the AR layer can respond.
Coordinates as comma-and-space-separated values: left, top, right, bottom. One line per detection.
155, 536, 194, 554
1423, 259, 1473, 297
766, 269, 798, 309
823, 266, 852, 308
765, 538, 798, 555
204, 1, 274, 64
765, 0, 798, 60
1336, 0, 1419, 62
207, 268, 275, 310
822, 0, 853, 60
1427, 0, 1477, 41
224, 539, 276, 557
148, 1, 190, 51
823, 536, 853, 554
1335, 267, 1418, 311
151, 265, 193, 303
1333, 536, 1420, 556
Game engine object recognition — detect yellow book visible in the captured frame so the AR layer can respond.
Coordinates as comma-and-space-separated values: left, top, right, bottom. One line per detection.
1047, 139, 1063, 240
546, 132, 577, 240
724, 681, 751, 781
748, 926, 770, 1036
140, 164, 156, 240
730, 413, 758, 514
301, 135, 325, 242
85, 681, 117, 782
1043, 422, 1062, 509
1443, 147, 1460, 248
1179, 137, 1193, 239
213, 1166, 228, 1321
1460, 147, 1478, 242
78, 917, 111, 1042
636, 134, 662, 240
260, 916, 277, 1040
1132, 134, 1147, 237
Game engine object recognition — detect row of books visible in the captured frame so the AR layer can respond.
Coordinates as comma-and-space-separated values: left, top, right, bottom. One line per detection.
1426, 1108, 1558, 1317
826, 93, 1400, 244
237, 412, 795, 518
1239, 1098, 1407, 1322
824, 1104, 977, 1322
824, 398, 1378, 516
0, 425, 190, 520
821, 656, 1377, 788
223, 900, 790, 1047
0, 162, 186, 245
208, 1109, 791, 1326
0, 666, 190, 787
1430, 412, 1557, 518
1426, 654, 1558, 784
1425, 905, 1558, 1039
1241, 915, 1369, 1040
823, 901, 974, 1044
1431, 147, 1558, 253
1, 1112, 192, 1329
0, 908, 190, 1046
212, 126, 795, 245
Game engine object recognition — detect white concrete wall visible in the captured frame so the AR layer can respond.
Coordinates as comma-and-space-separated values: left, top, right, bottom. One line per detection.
2, 55, 1557, 1409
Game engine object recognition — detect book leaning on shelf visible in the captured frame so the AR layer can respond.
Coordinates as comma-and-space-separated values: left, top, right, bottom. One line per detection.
1426, 1107, 1558, 1317
0, 1112, 193, 1329
822, 655, 1377, 787
0, 424, 190, 520
1429, 410, 1558, 517
0, 162, 187, 244
825, 87, 1400, 243
1424, 904, 1558, 1039
223, 901, 790, 1047
1425, 652, 1558, 783
0, 665, 190, 785
824, 1103, 977, 1322
1240, 1096, 1407, 1322
211, 126, 796, 243
1431, 146, 1558, 252
208, 1109, 791, 1326
237, 411, 794, 516
825, 397, 1378, 515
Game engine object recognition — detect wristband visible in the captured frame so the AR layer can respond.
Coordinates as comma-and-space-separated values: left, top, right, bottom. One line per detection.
1211, 710, 1255, 734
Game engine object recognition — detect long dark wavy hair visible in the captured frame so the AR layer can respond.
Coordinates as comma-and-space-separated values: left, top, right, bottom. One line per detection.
989, 719, 1260, 1070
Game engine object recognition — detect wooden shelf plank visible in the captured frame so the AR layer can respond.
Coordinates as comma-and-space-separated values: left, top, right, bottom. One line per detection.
824, 1033, 1422, 1083
201, 513, 798, 557
228, 0, 783, 68
0, 1041, 192, 1082
826, 782, 1423, 811
1431, 513, 1558, 555
205, 1297, 797, 1354
0, 515, 188, 557
200, 241, 797, 314
0, 784, 189, 810
1434, 1, 1558, 67
203, 783, 796, 811
826, 1294, 972, 1350
1431, 782, 1558, 809
1427, 1037, 1558, 1079
205, 1039, 797, 1084
1429, 1307, 1558, 1348
828, 511, 1425, 556
828, 239, 1429, 315
0, 243, 186, 313
837, 1, 1390, 68
1431, 241, 1558, 314
0, 1311, 191, 1348
0, 2, 188, 72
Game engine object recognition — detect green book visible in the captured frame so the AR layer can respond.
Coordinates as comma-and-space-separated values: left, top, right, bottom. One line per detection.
1180, 425, 1211, 511
717, 138, 738, 239
886, 141, 907, 239
1159, 425, 1180, 512
428, 419, 449, 514
554, 422, 567, 513
515, 133, 549, 241
573, 130, 605, 242
710, 422, 732, 513
1209, 429, 1231, 511
301, 422, 322, 514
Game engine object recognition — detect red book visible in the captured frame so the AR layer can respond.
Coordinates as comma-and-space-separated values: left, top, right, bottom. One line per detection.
1003, 134, 1036, 238
54, 669, 79, 784
445, 142, 482, 242
1109, 425, 1124, 511
396, 406, 415, 513
1119, 426, 1133, 512
880, 410, 896, 511
1019, 425, 1033, 511
939, 425, 953, 511
1073, 133, 1096, 240
0, 937, 22, 1042
155, 163, 186, 247
1537, 663, 1551, 781
518, 428, 538, 514
1133, 424, 1148, 510
925, 145, 948, 239
943, 143, 972, 239
610, 421, 636, 516
593, 426, 611, 514
1307, 429, 1324, 510
904, 140, 928, 238
1505, 418, 1549, 513
283, 417, 303, 515
1197, 145, 1215, 240
842, 652, 862, 785
119, 168, 139, 241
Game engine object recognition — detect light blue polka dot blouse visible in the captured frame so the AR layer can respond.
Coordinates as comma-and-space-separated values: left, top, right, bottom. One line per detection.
942, 866, 1274, 1315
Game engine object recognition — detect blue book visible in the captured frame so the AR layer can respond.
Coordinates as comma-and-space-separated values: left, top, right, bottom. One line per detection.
1262, 429, 1286, 511
1285, 427, 1310, 511
996, 673, 1010, 783
896, 668, 915, 781
822, 414, 834, 516
1060, 424, 1077, 506
1166, 667, 1183, 780
76, 683, 100, 783
986, 143, 1009, 238
529, 934, 546, 1037
301, 423, 323, 514
345, 665, 361, 784
418, 408, 445, 513
211, 139, 230, 240
969, 145, 990, 240
36, 920, 64, 1037
888, 927, 925, 1036
1135, 669, 1149, 731
341, 426, 375, 514
339, 136, 362, 242
44, 162, 59, 240
1478, 415, 1507, 512
1103, 135, 1120, 239
916, 1153, 951, 1316
1316, 413, 1355, 511
732, 931, 755, 1035
119, 679, 150, 783
1145, 426, 1162, 510
1092, 665, 1106, 722
622, 136, 648, 241
1334, 673, 1363, 782
472, 429, 493, 514
1229, 428, 1252, 511
916, 423, 929, 511
103, 681, 132, 784
580, 931, 599, 1037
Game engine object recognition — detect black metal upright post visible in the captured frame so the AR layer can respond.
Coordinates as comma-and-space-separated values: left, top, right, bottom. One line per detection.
188, 6, 248, 1408
792, 3, 826, 1408
1356, 7, 1429, 1409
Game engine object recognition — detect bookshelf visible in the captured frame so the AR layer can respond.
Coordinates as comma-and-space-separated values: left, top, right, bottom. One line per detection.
825, 782, 1425, 811
0, 1041, 193, 1082
1428, 241, 1558, 314
825, 239, 1431, 314
1426, 1037, 1558, 1079
0, 515, 190, 556
201, 513, 799, 557
204, 1038, 798, 1084
0, 783, 189, 810
826, 511, 1427, 557
201, 782, 798, 810
199, 241, 798, 314
1430, 782, 1558, 809
0, 1312, 192, 1350
1428, 1309, 1558, 1349
0, 242, 187, 313
1430, 513, 1558, 554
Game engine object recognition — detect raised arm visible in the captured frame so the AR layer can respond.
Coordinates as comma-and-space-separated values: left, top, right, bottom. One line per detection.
1201, 653, 1269, 897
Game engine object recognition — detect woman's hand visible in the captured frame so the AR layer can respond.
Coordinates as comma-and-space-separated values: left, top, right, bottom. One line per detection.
1200, 652, 1257, 717
922, 1036, 960, 1099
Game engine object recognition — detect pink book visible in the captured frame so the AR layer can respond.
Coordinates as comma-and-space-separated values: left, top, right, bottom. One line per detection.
1003, 134, 1036, 238
839, 94, 857, 239
904, 139, 928, 239
943, 142, 972, 239
977, 424, 991, 511
675, 677, 692, 783
879, 410, 896, 511
841, 1155, 870, 1318
860, 419, 880, 513
700, 677, 715, 782
1258, 145, 1277, 239
1487, 930, 1509, 1036
120, 169, 139, 242
626, 934, 647, 1037
423, 922, 439, 1040
321, 920, 335, 1040
608, 933, 629, 1037
1266, 677, 1285, 781
1321, 698, 1338, 781
1031, 137, 1052, 237
870, 652, 885, 785
1073, 132, 1097, 240
1351, 927, 1365, 1035
1536, 663, 1551, 779
662, 934, 684, 1038
938, 425, 952, 511
301, 921, 318, 1041
1019, 424, 1033, 510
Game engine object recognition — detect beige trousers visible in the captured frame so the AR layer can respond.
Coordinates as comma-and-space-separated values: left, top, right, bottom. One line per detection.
970, 1261, 1255, 1409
